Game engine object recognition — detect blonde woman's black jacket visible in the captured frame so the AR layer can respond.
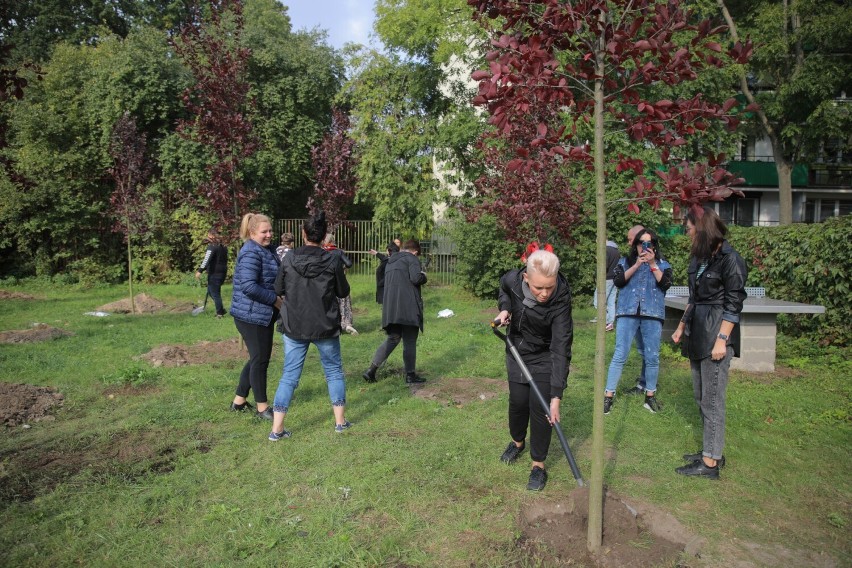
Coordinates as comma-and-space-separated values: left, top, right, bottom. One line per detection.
381, 251, 427, 331
275, 245, 350, 340
681, 240, 747, 360
498, 267, 573, 398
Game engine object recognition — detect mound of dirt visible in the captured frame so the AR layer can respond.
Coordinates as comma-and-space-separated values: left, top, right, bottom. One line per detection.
410, 377, 504, 406
0, 290, 37, 300
0, 383, 65, 427
96, 293, 168, 314
137, 338, 247, 367
0, 323, 73, 344
518, 486, 695, 567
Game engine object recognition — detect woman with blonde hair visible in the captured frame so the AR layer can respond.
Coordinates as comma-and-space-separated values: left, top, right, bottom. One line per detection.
494, 246, 573, 491
229, 213, 282, 420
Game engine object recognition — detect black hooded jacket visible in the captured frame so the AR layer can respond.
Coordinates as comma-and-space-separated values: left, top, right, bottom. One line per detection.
498, 267, 574, 398
275, 245, 350, 340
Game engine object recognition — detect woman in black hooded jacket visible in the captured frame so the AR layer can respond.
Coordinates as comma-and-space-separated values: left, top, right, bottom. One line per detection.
494, 248, 573, 491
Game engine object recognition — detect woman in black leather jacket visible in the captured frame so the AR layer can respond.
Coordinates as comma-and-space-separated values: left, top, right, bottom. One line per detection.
672, 207, 747, 479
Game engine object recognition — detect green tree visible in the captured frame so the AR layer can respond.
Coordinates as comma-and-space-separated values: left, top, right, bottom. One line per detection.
242, 0, 344, 219
718, 0, 852, 225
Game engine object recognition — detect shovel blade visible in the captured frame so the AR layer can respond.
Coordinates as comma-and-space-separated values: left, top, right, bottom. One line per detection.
191, 306, 205, 316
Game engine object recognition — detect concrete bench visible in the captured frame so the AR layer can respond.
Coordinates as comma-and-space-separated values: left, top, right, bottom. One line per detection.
662, 286, 825, 372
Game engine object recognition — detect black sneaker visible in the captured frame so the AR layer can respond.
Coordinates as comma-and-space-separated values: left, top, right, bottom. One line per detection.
229, 401, 253, 412
362, 366, 377, 383
500, 441, 525, 464
643, 395, 661, 413
405, 372, 426, 384
255, 408, 274, 420
626, 379, 645, 395
675, 459, 719, 479
683, 452, 726, 469
526, 466, 548, 491
603, 396, 614, 415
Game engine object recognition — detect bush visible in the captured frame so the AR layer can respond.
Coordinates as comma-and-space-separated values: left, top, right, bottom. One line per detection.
663, 216, 851, 346
452, 214, 518, 299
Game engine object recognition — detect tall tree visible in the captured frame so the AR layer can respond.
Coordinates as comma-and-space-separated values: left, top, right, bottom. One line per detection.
108, 111, 152, 313
173, 0, 258, 228
468, 0, 751, 553
307, 108, 358, 229
718, 0, 852, 224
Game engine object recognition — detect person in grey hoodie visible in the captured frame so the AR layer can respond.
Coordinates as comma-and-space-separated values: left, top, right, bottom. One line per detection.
268, 211, 352, 440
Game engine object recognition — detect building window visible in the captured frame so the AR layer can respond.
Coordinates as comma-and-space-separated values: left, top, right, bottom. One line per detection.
804, 198, 852, 222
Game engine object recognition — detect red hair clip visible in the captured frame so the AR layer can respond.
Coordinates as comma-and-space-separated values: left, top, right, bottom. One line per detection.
520, 241, 554, 263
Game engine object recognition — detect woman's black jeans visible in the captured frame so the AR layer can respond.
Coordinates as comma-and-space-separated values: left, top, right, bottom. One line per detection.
234, 317, 275, 404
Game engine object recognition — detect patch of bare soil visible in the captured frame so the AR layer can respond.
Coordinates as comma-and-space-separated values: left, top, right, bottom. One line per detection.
0, 383, 65, 427
517, 486, 694, 567
137, 338, 247, 367
96, 293, 170, 314
0, 323, 73, 344
410, 377, 504, 406
0, 290, 37, 300
0, 426, 214, 504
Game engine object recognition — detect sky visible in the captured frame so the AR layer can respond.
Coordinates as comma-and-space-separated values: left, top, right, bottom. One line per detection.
283, 1, 379, 50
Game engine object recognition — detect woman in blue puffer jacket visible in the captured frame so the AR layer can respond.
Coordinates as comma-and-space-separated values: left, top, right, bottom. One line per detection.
603, 228, 672, 415
229, 213, 282, 420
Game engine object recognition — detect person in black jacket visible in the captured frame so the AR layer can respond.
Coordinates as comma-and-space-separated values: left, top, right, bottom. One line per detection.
494, 248, 573, 491
362, 240, 427, 384
672, 207, 747, 479
323, 234, 358, 335
268, 212, 352, 440
195, 229, 229, 317
591, 237, 621, 330
369, 241, 400, 304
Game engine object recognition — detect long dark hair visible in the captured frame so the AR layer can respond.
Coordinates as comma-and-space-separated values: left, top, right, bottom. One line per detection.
686, 206, 727, 261
303, 211, 327, 244
627, 228, 661, 267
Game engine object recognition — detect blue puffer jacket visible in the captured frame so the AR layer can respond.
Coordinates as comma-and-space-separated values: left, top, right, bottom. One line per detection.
613, 257, 672, 321
230, 239, 280, 326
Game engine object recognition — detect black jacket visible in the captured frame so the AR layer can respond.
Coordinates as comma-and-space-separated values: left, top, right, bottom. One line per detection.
498, 268, 573, 398
275, 245, 350, 340
381, 251, 427, 331
605, 242, 620, 280
375, 253, 389, 304
681, 240, 748, 360
198, 243, 228, 280
325, 246, 353, 269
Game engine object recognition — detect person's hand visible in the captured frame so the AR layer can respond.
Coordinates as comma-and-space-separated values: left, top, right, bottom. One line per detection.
711, 338, 727, 361
274, 296, 283, 310
549, 397, 561, 425
495, 310, 510, 326
194, 271, 201, 279
672, 327, 683, 344
368, 249, 377, 256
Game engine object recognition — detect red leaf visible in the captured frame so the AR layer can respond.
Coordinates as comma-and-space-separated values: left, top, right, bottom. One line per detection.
471, 70, 491, 81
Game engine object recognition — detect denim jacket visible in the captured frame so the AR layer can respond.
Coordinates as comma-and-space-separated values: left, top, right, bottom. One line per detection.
613, 257, 672, 322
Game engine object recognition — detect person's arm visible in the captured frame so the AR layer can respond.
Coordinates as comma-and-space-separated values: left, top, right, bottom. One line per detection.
713, 252, 747, 360
613, 262, 628, 287
548, 302, 573, 424
334, 260, 351, 299
196, 245, 213, 278
496, 271, 513, 322
653, 263, 672, 291
274, 255, 286, 297
408, 255, 427, 286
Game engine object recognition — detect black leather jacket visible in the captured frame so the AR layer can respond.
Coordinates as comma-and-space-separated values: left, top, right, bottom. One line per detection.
681, 240, 748, 360
498, 268, 573, 398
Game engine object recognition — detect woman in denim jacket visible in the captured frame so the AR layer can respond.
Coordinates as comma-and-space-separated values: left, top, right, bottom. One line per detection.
604, 229, 672, 414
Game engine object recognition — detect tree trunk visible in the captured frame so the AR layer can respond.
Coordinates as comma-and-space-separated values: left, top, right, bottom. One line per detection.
126, 216, 135, 315
776, 159, 794, 224
587, 18, 607, 554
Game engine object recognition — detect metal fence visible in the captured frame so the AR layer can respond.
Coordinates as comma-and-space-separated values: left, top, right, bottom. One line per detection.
275, 219, 459, 285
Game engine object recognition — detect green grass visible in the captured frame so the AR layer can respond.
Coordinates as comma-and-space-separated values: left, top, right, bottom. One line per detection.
0, 275, 849, 567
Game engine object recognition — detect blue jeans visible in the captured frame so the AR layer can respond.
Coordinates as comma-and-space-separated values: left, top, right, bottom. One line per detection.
272, 335, 346, 413
606, 317, 662, 394
593, 279, 617, 325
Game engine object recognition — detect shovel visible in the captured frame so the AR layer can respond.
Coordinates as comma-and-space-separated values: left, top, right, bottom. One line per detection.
492, 320, 585, 487
192, 278, 208, 316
